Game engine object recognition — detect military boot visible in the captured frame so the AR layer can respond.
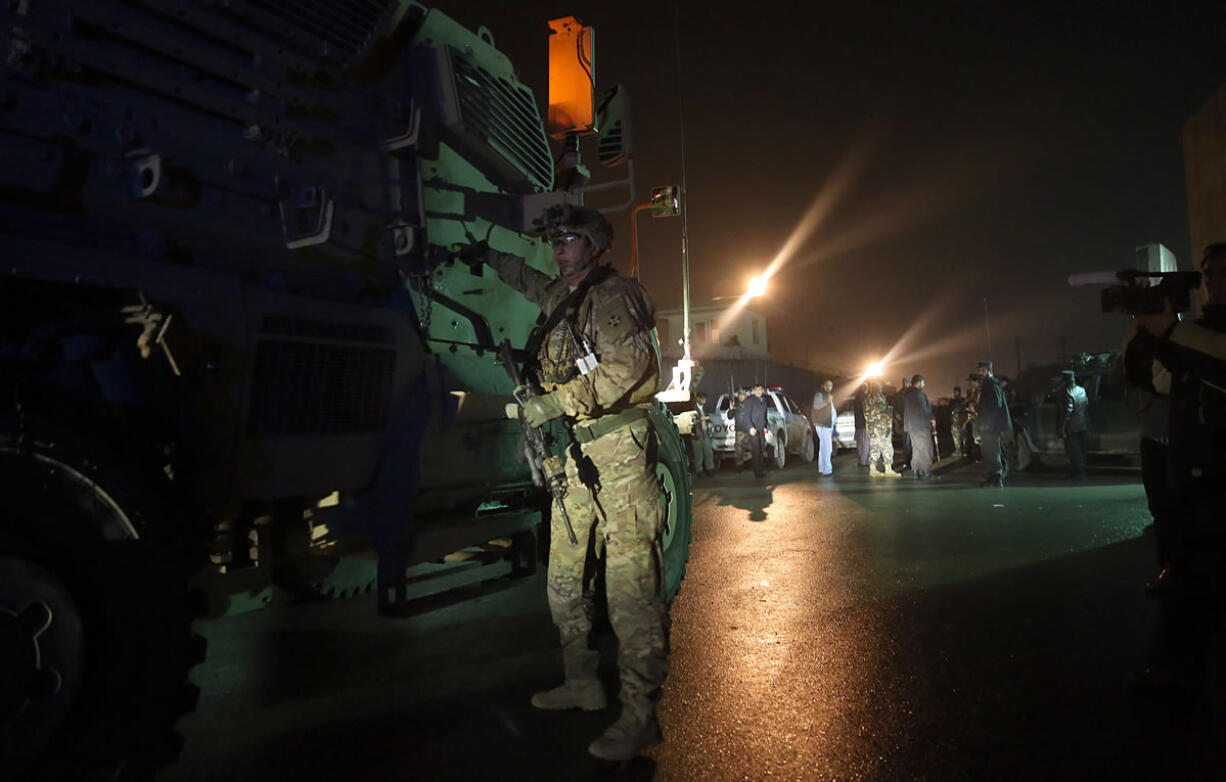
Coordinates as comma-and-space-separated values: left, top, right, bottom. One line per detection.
587, 710, 663, 761
530, 678, 607, 711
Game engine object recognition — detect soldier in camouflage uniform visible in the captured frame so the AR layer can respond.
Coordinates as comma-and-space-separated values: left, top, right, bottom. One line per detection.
866, 381, 901, 477
964, 375, 982, 460
731, 390, 751, 469
465, 204, 667, 762
949, 386, 965, 455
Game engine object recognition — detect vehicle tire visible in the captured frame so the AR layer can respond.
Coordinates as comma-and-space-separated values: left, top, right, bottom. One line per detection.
650, 404, 693, 604
773, 431, 787, 470
0, 423, 204, 780
800, 430, 815, 463
272, 507, 377, 602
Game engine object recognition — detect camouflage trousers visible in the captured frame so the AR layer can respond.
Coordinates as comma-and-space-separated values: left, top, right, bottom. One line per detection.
548, 417, 669, 718
734, 430, 751, 464
868, 425, 893, 472
950, 419, 963, 454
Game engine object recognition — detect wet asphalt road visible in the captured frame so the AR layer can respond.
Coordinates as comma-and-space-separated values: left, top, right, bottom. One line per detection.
164, 456, 1222, 781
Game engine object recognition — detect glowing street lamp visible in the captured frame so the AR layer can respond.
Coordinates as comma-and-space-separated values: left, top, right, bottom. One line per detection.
747, 274, 768, 298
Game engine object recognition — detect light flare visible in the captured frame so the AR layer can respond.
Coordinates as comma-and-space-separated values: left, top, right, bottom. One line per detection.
715, 133, 878, 332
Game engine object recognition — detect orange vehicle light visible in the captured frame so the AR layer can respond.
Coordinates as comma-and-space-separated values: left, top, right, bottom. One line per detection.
547, 16, 596, 139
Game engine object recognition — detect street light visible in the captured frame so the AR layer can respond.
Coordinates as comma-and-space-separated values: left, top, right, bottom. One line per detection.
747, 274, 768, 298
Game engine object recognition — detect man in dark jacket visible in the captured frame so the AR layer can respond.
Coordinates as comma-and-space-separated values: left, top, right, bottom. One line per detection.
853, 382, 870, 467
740, 382, 770, 478
975, 360, 1012, 487
1125, 242, 1226, 690
892, 376, 913, 471
903, 374, 937, 479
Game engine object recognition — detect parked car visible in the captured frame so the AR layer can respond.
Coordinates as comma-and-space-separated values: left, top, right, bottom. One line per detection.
833, 399, 857, 451
1006, 351, 1138, 470
709, 387, 815, 468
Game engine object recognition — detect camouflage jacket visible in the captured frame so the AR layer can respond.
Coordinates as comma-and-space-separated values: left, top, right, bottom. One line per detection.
488, 253, 661, 424
865, 391, 892, 432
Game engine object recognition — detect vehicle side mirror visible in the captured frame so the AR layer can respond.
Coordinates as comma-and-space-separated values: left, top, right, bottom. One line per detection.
595, 84, 632, 167
650, 185, 681, 217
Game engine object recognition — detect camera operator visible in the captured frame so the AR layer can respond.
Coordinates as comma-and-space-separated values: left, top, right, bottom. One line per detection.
1124, 242, 1226, 688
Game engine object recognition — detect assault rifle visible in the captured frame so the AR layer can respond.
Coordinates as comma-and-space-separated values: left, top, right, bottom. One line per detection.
496, 339, 578, 546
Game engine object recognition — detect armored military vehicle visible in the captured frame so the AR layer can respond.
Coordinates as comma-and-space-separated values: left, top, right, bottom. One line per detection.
1007, 351, 1138, 470
0, 2, 692, 777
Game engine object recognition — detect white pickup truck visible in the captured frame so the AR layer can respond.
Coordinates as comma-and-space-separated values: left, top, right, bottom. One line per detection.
708, 387, 815, 469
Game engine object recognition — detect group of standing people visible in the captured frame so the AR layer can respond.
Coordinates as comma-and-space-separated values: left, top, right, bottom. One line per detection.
949, 363, 1090, 484
842, 375, 938, 479
688, 384, 772, 480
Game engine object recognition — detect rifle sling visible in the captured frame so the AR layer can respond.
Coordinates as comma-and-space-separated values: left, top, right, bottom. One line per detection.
522, 265, 615, 363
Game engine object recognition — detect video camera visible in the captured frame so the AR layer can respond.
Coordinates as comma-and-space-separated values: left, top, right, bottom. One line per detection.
1068, 269, 1202, 315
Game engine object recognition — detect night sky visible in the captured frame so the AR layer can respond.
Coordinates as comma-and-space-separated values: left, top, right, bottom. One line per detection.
435, 0, 1226, 394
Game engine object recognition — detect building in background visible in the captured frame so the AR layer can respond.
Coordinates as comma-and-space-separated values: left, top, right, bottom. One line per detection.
657, 302, 770, 362
657, 302, 853, 409
1184, 81, 1226, 257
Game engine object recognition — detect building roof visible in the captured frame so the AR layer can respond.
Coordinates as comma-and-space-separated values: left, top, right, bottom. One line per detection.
658, 302, 763, 319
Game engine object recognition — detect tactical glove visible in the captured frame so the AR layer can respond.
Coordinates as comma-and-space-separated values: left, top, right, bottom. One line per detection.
454, 241, 492, 266
523, 392, 564, 427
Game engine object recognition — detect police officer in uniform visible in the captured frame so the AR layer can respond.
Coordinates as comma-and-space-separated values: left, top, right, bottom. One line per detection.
690, 392, 716, 477
1059, 369, 1089, 479
464, 204, 668, 761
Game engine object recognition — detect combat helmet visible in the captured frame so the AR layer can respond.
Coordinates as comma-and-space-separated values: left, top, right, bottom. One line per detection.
537, 203, 614, 256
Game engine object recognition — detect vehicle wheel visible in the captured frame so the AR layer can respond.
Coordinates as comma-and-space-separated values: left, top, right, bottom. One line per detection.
272, 507, 377, 602
650, 404, 693, 603
774, 431, 787, 469
800, 431, 815, 463
0, 424, 203, 780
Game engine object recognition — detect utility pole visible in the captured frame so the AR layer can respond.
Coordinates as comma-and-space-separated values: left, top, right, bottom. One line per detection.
680, 189, 691, 363
982, 297, 994, 365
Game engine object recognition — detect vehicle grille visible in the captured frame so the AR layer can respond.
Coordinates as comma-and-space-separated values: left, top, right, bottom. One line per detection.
451, 53, 554, 192
241, 0, 397, 67
260, 315, 390, 344
250, 341, 395, 435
